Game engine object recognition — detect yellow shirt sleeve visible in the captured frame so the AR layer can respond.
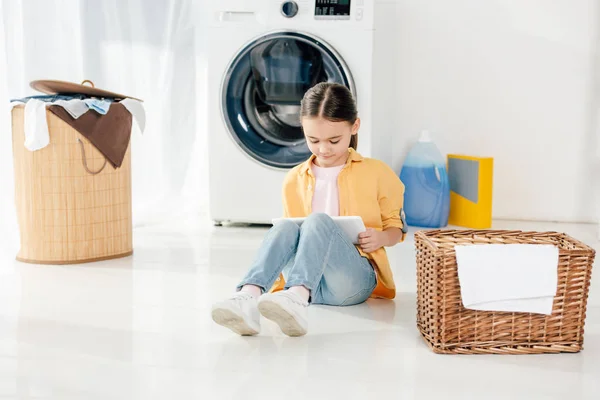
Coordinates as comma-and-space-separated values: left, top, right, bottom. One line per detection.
281, 168, 297, 218
282, 184, 290, 218
378, 163, 407, 241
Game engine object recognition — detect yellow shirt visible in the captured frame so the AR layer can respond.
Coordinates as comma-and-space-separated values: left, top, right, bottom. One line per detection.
271, 148, 406, 299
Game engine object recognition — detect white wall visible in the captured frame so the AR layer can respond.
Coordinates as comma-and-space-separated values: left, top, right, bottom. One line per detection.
391, 0, 600, 223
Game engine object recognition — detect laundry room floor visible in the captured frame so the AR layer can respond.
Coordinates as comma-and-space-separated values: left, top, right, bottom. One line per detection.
0, 216, 599, 399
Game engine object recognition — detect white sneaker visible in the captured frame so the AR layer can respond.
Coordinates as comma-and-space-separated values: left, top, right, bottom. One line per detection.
258, 291, 309, 337
211, 292, 260, 336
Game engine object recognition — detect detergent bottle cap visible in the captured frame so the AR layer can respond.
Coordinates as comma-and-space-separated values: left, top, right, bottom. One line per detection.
419, 130, 432, 142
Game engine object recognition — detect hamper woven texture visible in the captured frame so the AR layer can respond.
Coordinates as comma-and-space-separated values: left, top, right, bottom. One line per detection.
11, 105, 132, 264
415, 229, 595, 354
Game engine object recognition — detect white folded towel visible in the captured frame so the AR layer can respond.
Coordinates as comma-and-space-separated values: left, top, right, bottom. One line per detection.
52, 99, 90, 119
23, 99, 50, 151
455, 244, 559, 315
120, 98, 146, 134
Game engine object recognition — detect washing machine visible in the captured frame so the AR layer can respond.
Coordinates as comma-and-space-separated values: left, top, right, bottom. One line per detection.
205, 0, 397, 225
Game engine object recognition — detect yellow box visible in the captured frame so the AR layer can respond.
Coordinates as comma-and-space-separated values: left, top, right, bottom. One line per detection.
447, 154, 493, 229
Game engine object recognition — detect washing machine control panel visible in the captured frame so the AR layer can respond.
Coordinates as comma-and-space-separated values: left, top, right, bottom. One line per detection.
281, 1, 299, 18
315, 0, 351, 20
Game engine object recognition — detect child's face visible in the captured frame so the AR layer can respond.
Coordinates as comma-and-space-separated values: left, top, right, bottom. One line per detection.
302, 117, 359, 168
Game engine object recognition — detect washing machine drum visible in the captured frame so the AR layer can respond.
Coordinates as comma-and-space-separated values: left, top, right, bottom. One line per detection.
222, 31, 354, 169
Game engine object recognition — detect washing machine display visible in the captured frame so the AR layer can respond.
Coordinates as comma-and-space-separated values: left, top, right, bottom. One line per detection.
222, 31, 354, 169
315, 0, 351, 19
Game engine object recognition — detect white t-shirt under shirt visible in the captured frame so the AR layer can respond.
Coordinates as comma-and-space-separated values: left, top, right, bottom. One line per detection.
311, 163, 344, 216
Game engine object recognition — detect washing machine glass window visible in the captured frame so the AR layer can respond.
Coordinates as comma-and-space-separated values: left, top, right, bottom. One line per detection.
222, 31, 355, 169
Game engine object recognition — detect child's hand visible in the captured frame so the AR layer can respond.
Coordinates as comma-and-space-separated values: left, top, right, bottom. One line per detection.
358, 228, 386, 253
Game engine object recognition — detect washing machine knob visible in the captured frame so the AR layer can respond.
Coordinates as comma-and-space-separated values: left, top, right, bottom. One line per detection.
281, 1, 299, 18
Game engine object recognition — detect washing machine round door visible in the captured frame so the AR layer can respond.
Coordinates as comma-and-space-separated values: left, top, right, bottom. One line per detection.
222, 31, 355, 169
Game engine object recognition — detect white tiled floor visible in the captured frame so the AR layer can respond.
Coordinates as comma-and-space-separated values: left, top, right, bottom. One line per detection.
0, 217, 599, 399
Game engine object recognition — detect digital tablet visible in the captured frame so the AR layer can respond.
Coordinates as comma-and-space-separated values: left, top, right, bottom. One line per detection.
271, 216, 366, 244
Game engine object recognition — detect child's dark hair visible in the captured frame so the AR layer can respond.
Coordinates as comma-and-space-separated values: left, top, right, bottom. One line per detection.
300, 82, 358, 150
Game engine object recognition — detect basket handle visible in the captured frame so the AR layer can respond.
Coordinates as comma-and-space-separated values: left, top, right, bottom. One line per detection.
81, 80, 95, 87
77, 138, 107, 175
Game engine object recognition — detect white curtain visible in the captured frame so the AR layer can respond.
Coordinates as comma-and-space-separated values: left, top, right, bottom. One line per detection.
0, 0, 209, 257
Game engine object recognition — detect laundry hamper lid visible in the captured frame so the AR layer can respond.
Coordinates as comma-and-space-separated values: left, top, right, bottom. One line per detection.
30, 79, 143, 102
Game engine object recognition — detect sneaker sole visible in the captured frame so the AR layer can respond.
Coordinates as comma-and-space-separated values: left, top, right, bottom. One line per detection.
211, 307, 259, 336
258, 300, 307, 337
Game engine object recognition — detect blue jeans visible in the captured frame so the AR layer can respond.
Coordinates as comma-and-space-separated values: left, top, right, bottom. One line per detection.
238, 213, 377, 306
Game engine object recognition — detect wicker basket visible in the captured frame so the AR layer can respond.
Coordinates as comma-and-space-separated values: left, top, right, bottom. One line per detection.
415, 229, 595, 355
11, 105, 133, 264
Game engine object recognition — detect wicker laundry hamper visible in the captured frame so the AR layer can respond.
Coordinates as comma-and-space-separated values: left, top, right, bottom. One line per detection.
11, 105, 133, 264
415, 230, 595, 355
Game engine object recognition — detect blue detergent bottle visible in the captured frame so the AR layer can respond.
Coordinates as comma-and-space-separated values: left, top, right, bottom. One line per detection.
399, 131, 450, 228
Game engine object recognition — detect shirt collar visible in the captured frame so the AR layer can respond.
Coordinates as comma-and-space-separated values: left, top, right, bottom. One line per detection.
299, 148, 363, 176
